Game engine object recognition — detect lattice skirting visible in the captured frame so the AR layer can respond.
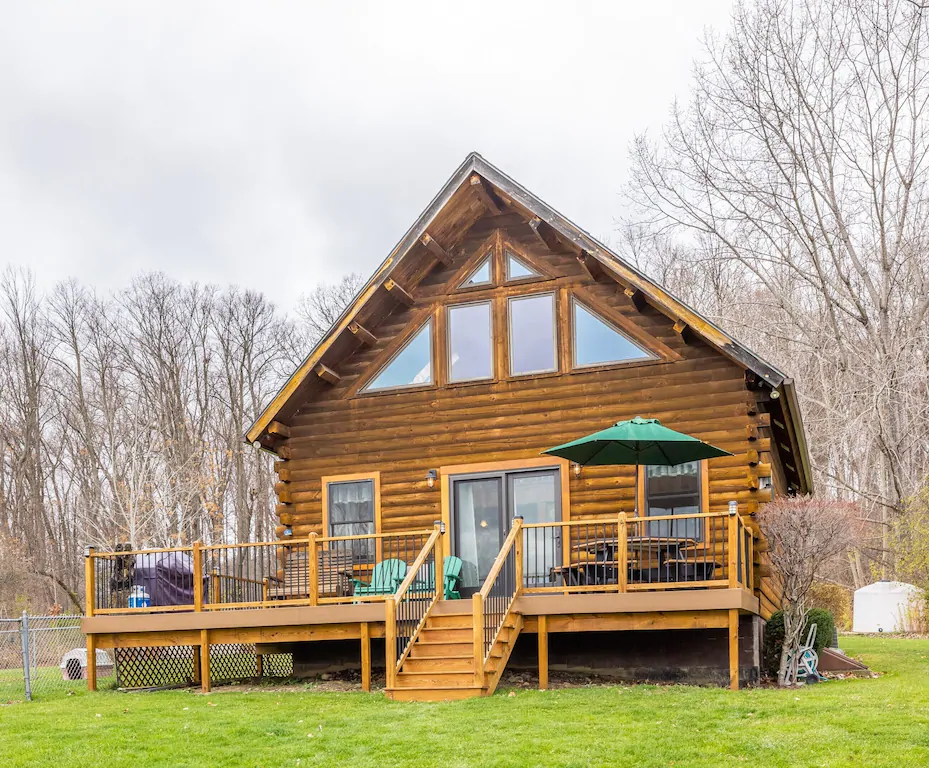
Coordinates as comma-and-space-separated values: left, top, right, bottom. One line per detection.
114, 644, 293, 689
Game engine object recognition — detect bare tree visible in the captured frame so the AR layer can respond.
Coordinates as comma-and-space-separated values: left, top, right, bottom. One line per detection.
624, 0, 929, 578
758, 497, 863, 685
295, 273, 364, 346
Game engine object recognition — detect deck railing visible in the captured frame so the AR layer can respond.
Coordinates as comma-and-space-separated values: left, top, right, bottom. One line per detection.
474, 518, 523, 674
85, 529, 434, 616
385, 524, 444, 687
520, 509, 755, 594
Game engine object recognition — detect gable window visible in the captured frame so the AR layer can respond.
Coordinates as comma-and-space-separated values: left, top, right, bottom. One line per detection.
448, 301, 493, 382
327, 479, 376, 560
572, 299, 654, 368
506, 251, 541, 282
645, 462, 702, 541
362, 320, 432, 392
508, 293, 556, 376
459, 254, 493, 289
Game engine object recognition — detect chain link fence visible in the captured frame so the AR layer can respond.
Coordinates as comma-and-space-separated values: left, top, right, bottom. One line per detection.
1, 613, 115, 701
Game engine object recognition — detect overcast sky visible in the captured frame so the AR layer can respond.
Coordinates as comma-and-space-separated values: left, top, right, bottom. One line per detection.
0, 1, 733, 311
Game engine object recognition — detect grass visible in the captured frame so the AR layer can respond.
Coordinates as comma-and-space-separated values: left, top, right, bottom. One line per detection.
1, 636, 927, 767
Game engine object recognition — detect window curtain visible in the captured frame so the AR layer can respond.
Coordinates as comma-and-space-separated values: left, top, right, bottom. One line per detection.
329, 480, 375, 560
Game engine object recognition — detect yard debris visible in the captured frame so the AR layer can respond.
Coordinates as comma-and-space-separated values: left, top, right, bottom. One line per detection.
507, 691, 516, 697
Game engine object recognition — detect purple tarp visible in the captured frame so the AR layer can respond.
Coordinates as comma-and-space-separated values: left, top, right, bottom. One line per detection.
134, 551, 207, 607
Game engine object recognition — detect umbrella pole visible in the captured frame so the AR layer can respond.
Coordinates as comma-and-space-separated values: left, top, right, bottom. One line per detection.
634, 463, 639, 517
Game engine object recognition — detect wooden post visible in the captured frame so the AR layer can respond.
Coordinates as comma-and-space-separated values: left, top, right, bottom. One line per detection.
472, 592, 484, 687
538, 615, 549, 690
747, 534, 754, 592
308, 533, 319, 606
617, 513, 627, 593
192, 644, 202, 683
360, 622, 371, 692
434, 523, 444, 600
86, 633, 97, 692
384, 597, 397, 689
193, 541, 203, 611
256, 653, 264, 679
729, 609, 740, 691
200, 629, 211, 693
728, 510, 739, 588
84, 546, 95, 617
513, 519, 524, 595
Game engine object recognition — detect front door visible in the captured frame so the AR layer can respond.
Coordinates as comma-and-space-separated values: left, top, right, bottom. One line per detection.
450, 467, 561, 595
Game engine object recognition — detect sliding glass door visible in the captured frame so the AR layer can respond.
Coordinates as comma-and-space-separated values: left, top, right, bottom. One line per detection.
451, 467, 561, 595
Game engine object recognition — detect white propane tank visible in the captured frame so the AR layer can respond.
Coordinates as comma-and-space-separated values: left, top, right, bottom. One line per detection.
128, 585, 151, 609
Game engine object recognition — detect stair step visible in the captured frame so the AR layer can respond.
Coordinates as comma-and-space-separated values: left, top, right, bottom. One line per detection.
409, 641, 472, 657
394, 671, 477, 688
425, 614, 474, 630
402, 657, 474, 673
431, 601, 474, 617
417, 627, 472, 642
386, 686, 485, 702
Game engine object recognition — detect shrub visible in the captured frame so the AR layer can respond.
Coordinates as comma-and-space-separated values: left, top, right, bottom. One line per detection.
809, 581, 852, 630
763, 608, 835, 677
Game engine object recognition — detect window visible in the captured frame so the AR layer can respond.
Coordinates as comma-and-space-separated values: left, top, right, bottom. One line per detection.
645, 462, 702, 540
572, 299, 654, 368
448, 301, 493, 382
327, 479, 376, 559
362, 320, 432, 392
508, 293, 556, 375
506, 251, 541, 282
459, 254, 493, 289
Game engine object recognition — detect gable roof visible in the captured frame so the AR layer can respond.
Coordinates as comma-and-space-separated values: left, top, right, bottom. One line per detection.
246, 152, 812, 493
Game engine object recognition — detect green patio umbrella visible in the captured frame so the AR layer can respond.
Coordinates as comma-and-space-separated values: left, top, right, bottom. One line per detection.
542, 417, 732, 515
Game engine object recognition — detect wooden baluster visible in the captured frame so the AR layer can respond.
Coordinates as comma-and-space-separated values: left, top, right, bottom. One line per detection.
385, 597, 397, 689
309, 533, 319, 606
617, 513, 627, 593
193, 541, 203, 612
472, 593, 484, 687
513, 519, 524, 596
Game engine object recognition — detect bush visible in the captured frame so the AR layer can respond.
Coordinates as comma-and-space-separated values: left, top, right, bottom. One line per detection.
763, 608, 835, 677
809, 582, 852, 630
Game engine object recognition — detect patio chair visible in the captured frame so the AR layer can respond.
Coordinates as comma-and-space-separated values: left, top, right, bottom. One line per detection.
352, 558, 407, 597
409, 556, 464, 599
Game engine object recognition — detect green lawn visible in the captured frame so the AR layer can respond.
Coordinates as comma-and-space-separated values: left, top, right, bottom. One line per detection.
1, 636, 927, 767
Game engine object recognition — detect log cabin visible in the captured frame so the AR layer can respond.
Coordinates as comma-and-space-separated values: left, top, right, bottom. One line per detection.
82, 153, 812, 699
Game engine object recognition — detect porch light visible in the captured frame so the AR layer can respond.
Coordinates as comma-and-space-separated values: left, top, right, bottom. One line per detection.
426, 469, 438, 489
572, 462, 582, 478
283, 526, 293, 537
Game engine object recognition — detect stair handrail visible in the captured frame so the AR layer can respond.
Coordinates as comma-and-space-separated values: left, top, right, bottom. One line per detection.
474, 518, 524, 675
385, 523, 443, 686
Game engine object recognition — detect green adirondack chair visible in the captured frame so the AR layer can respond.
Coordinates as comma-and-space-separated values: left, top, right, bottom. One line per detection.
410, 556, 464, 599
352, 558, 407, 597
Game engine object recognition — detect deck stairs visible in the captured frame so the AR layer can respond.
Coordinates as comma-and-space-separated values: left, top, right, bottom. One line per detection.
385, 600, 523, 701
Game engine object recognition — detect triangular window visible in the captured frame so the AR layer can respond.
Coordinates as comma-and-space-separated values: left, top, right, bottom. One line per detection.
458, 255, 493, 289
572, 300, 654, 368
362, 320, 433, 391
506, 251, 541, 282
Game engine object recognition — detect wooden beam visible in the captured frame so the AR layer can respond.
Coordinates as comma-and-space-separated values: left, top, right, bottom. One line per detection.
86, 634, 97, 691
200, 629, 211, 693
729, 609, 739, 691
267, 421, 290, 439
314, 364, 341, 385
420, 233, 452, 266
576, 250, 609, 282
624, 287, 647, 312
470, 174, 502, 214
349, 322, 378, 347
673, 320, 693, 344
361, 622, 371, 693
538, 614, 548, 690
384, 279, 414, 306
529, 217, 565, 253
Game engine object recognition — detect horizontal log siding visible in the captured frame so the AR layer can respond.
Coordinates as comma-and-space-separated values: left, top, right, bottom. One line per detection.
273, 220, 777, 609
